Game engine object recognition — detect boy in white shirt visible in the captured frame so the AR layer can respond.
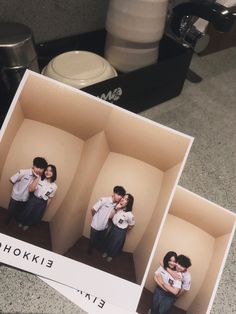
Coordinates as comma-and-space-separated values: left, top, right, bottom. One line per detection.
88, 185, 126, 254
5, 157, 48, 224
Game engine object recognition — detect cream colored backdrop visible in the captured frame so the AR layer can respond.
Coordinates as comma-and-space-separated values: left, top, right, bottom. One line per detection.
0, 119, 83, 220
83, 152, 163, 252
187, 233, 230, 314
0, 101, 24, 175
50, 131, 110, 254
134, 163, 182, 285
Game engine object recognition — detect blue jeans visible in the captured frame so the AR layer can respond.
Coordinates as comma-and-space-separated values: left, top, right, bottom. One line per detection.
151, 286, 176, 314
104, 224, 127, 257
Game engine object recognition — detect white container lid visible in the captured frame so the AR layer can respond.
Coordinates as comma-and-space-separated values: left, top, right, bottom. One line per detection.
42, 51, 117, 88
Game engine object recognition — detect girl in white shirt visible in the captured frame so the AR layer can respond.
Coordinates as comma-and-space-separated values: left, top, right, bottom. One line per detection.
151, 251, 182, 314
19, 165, 57, 230
102, 193, 135, 262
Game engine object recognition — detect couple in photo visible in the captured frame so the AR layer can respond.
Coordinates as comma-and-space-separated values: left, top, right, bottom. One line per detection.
151, 251, 192, 314
5, 157, 57, 230
88, 185, 135, 262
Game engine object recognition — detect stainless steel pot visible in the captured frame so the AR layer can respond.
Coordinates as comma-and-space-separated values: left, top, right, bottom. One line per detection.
0, 22, 39, 95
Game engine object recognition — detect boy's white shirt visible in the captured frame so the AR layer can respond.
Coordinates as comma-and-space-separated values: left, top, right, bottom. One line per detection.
10, 168, 34, 201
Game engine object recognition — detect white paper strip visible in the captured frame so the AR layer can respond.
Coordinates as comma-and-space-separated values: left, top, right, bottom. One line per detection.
41, 277, 138, 314
0, 233, 141, 312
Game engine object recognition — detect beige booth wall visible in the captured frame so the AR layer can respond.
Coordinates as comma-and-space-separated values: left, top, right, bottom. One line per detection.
145, 214, 215, 311
134, 163, 182, 285
50, 131, 110, 254
105, 108, 192, 172
0, 101, 24, 176
0, 119, 82, 220
83, 152, 163, 252
187, 233, 231, 314
19, 74, 113, 141
169, 187, 234, 238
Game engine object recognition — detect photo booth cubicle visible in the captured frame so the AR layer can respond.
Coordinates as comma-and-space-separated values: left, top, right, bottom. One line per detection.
0, 70, 193, 285
144, 186, 236, 314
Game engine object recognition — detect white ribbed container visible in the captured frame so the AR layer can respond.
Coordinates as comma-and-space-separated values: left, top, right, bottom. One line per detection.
105, 33, 159, 72
106, 0, 169, 43
105, 0, 168, 72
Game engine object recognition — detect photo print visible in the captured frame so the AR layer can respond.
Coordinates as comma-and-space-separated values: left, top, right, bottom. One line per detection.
137, 186, 236, 314
39, 186, 235, 314
0, 70, 193, 311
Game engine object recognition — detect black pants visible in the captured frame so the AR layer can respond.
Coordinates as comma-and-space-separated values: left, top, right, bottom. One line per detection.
5, 198, 26, 224
19, 195, 47, 226
89, 227, 108, 251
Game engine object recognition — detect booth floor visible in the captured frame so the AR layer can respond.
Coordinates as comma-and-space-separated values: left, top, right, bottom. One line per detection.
0, 46, 235, 314
0, 207, 136, 284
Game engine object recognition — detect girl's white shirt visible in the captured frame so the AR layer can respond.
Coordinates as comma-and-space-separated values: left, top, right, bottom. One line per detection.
34, 178, 57, 200
112, 210, 135, 229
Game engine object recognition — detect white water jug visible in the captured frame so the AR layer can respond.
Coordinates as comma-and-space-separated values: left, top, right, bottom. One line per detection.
105, 33, 159, 72
105, 0, 169, 72
106, 0, 169, 43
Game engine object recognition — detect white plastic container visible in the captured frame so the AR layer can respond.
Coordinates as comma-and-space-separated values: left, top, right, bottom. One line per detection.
106, 0, 169, 43
105, 33, 159, 72
42, 51, 117, 89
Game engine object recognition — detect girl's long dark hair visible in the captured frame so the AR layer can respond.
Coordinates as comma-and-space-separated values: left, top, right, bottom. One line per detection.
163, 251, 177, 269
42, 164, 57, 182
124, 193, 134, 212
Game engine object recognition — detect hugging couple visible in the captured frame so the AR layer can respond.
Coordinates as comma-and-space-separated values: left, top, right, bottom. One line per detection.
151, 250, 192, 314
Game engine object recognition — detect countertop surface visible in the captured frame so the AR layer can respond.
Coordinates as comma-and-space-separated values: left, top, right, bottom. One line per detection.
0, 45, 235, 313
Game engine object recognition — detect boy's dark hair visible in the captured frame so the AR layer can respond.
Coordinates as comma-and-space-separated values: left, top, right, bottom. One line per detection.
42, 164, 57, 182
113, 185, 126, 196
125, 193, 134, 212
163, 251, 177, 269
33, 157, 48, 169
177, 255, 192, 269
